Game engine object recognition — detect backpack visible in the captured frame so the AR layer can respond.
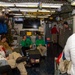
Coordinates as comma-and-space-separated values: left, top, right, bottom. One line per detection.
0, 23, 7, 34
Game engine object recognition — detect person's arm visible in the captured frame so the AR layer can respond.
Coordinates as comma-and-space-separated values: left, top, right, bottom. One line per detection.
63, 38, 70, 61
54, 27, 59, 34
28, 39, 33, 48
29, 39, 33, 45
42, 40, 45, 46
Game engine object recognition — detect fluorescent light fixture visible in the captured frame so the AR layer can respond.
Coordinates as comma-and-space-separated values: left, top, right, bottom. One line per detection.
16, 5, 37, 8
14, 14, 50, 18
26, 15, 50, 18
71, 1, 75, 6
14, 14, 23, 16
2, 9, 11, 12
21, 29, 39, 31
38, 9, 52, 12
9, 8, 37, 12
14, 13, 51, 16
0, 2, 63, 8
42, 3, 63, 8
0, 2, 38, 7
16, 3, 38, 7
37, 16, 49, 18
14, 15, 28, 17
0, 2, 14, 7
7, 8, 54, 12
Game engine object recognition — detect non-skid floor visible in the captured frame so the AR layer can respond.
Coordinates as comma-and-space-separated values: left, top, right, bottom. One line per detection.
26, 58, 54, 75
26, 43, 63, 75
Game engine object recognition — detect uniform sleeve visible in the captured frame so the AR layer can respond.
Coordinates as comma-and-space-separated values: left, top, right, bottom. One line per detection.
42, 40, 45, 46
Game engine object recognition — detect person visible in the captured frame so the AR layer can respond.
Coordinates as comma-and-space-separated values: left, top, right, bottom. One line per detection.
35, 35, 47, 56
63, 33, 75, 75
0, 65, 13, 75
0, 45, 27, 75
0, 35, 13, 55
0, 35, 27, 75
20, 35, 33, 56
51, 25, 58, 43
0, 45, 13, 75
63, 21, 72, 46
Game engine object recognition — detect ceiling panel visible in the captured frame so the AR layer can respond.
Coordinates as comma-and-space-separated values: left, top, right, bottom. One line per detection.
0, 0, 73, 18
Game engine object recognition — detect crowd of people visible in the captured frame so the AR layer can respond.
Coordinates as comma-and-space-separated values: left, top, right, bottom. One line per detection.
20, 35, 47, 57
0, 34, 47, 75
0, 21, 74, 75
55, 22, 74, 75
0, 35, 27, 75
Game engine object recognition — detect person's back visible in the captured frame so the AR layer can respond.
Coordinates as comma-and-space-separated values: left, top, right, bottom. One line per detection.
64, 33, 75, 75
51, 25, 58, 34
35, 35, 47, 56
64, 33, 75, 51
63, 21, 72, 46
51, 25, 58, 43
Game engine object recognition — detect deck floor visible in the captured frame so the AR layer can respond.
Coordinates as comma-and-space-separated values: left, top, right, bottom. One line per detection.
26, 43, 63, 75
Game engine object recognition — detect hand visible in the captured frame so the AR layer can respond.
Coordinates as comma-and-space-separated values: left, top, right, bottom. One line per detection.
39, 44, 42, 46
30, 45, 32, 48
6, 57, 9, 60
11, 47, 14, 50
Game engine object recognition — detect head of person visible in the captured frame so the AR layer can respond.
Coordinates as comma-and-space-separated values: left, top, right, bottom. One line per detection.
38, 35, 42, 39
1, 35, 7, 43
54, 25, 56, 27
63, 21, 69, 28
22, 35, 27, 40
